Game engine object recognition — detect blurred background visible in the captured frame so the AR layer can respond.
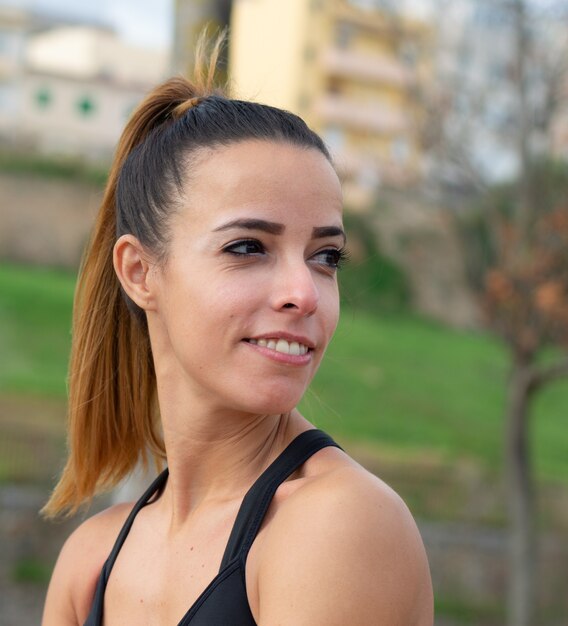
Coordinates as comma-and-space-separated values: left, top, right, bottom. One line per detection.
0, 0, 567, 624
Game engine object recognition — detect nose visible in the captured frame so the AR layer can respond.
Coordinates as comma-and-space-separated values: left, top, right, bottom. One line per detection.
271, 259, 320, 317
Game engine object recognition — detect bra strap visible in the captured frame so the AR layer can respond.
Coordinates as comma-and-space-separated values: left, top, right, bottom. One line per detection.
101, 469, 169, 586
219, 429, 342, 570
84, 469, 169, 626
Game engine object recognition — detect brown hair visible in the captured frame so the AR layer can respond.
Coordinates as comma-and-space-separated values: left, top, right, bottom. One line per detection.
43, 33, 331, 518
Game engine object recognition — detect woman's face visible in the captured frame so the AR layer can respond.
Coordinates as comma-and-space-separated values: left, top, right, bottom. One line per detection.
147, 139, 344, 416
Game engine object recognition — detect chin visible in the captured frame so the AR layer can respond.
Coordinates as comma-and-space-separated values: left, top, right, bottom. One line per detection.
234, 384, 306, 416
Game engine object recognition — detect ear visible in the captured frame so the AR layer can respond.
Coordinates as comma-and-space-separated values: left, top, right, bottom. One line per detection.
113, 235, 157, 311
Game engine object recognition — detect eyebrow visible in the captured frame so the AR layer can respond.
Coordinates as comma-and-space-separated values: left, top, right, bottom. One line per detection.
312, 225, 346, 244
213, 218, 284, 235
214, 218, 346, 244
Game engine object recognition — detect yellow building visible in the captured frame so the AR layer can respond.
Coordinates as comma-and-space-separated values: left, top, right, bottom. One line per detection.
229, 0, 431, 208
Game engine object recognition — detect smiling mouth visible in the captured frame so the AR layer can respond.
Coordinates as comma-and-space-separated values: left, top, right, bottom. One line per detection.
244, 338, 311, 356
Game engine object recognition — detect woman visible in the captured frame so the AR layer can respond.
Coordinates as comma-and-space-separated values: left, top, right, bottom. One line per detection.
42, 38, 433, 626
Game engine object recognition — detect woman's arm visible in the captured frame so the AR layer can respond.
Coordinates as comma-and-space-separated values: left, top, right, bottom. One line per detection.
42, 503, 133, 626
256, 466, 433, 626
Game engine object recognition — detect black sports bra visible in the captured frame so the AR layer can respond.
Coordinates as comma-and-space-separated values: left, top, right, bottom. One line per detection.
84, 428, 342, 625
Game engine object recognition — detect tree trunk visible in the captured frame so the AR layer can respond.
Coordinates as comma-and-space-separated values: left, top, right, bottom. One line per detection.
512, 0, 533, 256
171, 0, 232, 76
505, 352, 537, 626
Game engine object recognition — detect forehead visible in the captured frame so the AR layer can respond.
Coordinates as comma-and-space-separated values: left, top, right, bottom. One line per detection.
183, 140, 343, 225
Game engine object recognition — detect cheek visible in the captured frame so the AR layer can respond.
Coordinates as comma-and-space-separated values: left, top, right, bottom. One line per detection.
182, 275, 261, 342
209, 277, 261, 320
321, 282, 340, 335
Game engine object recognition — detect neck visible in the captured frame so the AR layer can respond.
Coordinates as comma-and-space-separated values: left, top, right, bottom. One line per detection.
155, 392, 304, 529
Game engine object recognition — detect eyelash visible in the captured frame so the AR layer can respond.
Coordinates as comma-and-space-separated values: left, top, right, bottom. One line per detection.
222, 239, 350, 270
223, 239, 265, 256
312, 247, 350, 270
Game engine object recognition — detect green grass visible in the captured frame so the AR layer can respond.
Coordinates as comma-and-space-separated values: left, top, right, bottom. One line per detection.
0, 264, 75, 396
303, 310, 508, 465
1, 263, 567, 483
302, 308, 568, 483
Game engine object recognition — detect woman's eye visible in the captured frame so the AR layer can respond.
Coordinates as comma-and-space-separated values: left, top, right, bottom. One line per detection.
223, 239, 265, 256
312, 248, 348, 270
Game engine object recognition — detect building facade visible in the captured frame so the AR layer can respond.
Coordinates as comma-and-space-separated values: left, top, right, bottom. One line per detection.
229, 0, 431, 207
0, 8, 168, 162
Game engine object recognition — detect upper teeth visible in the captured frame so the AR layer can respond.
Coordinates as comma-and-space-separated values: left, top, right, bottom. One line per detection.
249, 338, 309, 355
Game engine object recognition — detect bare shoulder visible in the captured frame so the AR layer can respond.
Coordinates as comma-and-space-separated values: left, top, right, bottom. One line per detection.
42, 502, 134, 626
258, 463, 434, 626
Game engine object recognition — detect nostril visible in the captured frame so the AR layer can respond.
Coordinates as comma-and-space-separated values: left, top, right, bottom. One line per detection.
282, 302, 297, 309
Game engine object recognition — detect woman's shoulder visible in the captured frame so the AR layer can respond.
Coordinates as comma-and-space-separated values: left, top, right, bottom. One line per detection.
277, 456, 423, 548
271, 435, 417, 534
257, 453, 434, 625
42, 501, 134, 626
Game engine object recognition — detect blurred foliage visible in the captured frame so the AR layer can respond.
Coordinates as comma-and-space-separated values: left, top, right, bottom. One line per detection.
434, 595, 505, 623
483, 207, 568, 356
11, 558, 52, 584
455, 158, 568, 293
0, 149, 108, 186
453, 158, 568, 357
339, 211, 411, 313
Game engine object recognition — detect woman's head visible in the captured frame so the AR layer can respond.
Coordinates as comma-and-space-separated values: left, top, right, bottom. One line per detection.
115, 139, 344, 421
43, 33, 343, 518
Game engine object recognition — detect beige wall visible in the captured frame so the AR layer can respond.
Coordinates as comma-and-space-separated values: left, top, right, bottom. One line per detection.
229, 0, 309, 110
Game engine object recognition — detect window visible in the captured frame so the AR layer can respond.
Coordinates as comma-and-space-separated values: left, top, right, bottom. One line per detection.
35, 87, 52, 109
0, 83, 17, 112
304, 45, 316, 63
391, 137, 410, 164
77, 95, 96, 116
335, 21, 355, 49
327, 77, 343, 95
0, 31, 10, 53
298, 92, 311, 111
347, 0, 394, 13
399, 42, 418, 68
323, 126, 346, 152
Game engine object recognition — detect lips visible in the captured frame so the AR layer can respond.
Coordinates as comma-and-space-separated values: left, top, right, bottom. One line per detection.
246, 337, 310, 356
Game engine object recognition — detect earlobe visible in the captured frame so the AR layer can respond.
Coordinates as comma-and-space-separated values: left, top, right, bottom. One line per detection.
113, 235, 155, 311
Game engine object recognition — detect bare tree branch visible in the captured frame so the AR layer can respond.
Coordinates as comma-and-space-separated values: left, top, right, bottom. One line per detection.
529, 355, 568, 390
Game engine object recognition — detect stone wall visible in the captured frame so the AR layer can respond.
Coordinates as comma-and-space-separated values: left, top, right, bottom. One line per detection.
370, 190, 482, 329
0, 173, 101, 269
421, 521, 568, 623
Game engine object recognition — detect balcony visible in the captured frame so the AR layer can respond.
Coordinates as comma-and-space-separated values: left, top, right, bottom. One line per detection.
315, 94, 410, 135
333, 2, 428, 38
322, 47, 414, 87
